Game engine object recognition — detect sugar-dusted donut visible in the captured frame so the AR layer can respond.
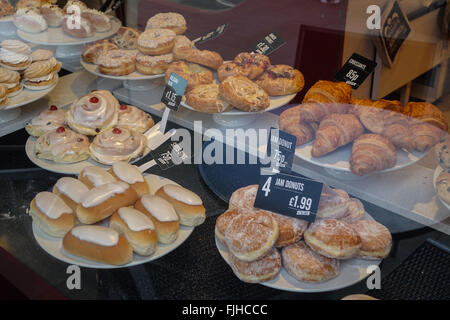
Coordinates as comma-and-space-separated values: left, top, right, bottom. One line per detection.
351, 220, 392, 260
229, 248, 281, 283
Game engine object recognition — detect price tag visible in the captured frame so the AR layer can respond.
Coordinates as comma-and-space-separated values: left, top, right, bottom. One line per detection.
161, 72, 188, 111
252, 32, 286, 55
149, 139, 189, 170
266, 127, 297, 173
193, 23, 228, 44
334, 53, 377, 89
254, 173, 323, 223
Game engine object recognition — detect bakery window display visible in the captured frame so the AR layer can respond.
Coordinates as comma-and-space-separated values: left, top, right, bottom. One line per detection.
215, 184, 390, 290
0, 39, 32, 71
29, 163, 205, 267
23, 56, 61, 90
0, 0, 14, 18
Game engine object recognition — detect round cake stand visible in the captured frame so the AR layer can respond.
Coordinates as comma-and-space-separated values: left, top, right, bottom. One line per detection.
0, 17, 16, 37
0, 108, 21, 123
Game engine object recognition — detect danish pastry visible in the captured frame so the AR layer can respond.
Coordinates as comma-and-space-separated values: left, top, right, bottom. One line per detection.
34, 126, 90, 163
89, 126, 147, 165
135, 53, 173, 75
182, 49, 223, 70
117, 104, 154, 133
435, 136, 450, 169
172, 35, 194, 60
0, 0, 14, 18
255, 65, 305, 96
113, 27, 141, 50
25, 104, 66, 137
145, 12, 187, 35
82, 39, 118, 64
185, 83, 231, 113
97, 49, 136, 76
351, 220, 392, 260
233, 52, 270, 79
219, 75, 270, 112
165, 61, 213, 92
137, 28, 176, 55
217, 61, 246, 82
229, 248, 281, 283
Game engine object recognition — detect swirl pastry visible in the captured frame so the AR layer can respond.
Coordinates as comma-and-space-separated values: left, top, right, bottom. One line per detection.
113, 27, 141, 50
23, 57, 61, 90
0, 67, 22, 97
0, 40, 32, 70
145, 12, 187, 35
82, 39, 118, 64
117, 104, 154, 133
31, 49, 53, 62
135, 53, 173, 75
255, 65, 305, 96
97, 49, 136, 76
66, 90, 119, 136
185, 83, 231, 113
219, 75, 270, 112
137, 28, 176, 55
89, 126, 147, 165
13, 8, 48, 33
81, 8, 111, 32
0, 84, 8, 108
34, 126, 90, 163
26, 104, 66, 137
165, 61, 213, 92
40, 3, 63, 27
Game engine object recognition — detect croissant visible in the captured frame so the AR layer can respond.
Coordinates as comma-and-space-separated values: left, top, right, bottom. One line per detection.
350, 134, 397, 176
311, 114, 364, 157
404, 102, 448, 131
351, 98, 403, 116
410, 123, 443, 152
278, 105, 318, 146
298, 102, 350, 123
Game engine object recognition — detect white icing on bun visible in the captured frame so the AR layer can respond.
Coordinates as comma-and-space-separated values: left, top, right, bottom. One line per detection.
55, 177, 89, 204
163, 184, 202, 205
81, 166, 116, 187
141, 194, 178, 222
35, 191, 72, 219
71, 225, 119, 246
82, 181, 129, 208
118, 207, 154, 231
112, 161, 144, 184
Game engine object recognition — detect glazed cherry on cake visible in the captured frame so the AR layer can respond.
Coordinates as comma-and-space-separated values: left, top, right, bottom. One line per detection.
49, 105, 58, 111
89, 96, 99, 103
56, 127, 65, 133
112, 127, 122, 134
120, 104, 127, 110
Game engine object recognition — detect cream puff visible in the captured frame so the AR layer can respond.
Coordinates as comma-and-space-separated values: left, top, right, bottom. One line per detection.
0, 84, 8, 108
13, 8, 48, 34
81, 8, 111, 32
117, 104, 155, 133
63, 0, 87, 14
0, 40, 32, 71
30, 49, 53, 62
88, 126, 147, 165
23, 57, 61, 90
34, 126, 90, 163
0, 67, 22, 97
25, 104, 66, 137
40, 3, 63, 27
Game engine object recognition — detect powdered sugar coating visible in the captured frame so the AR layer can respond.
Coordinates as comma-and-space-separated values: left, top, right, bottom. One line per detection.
228, 184, 258, 212
340, 198, 365, 224
351, 220, 391, 253
229, 248, 281, 283
271, 213, 308, 247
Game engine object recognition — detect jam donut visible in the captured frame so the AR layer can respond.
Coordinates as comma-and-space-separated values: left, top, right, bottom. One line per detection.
89, 126, 147, 165
219, 75, 270, 112
304, 219, 361, 259
340, 198, 365, 224
137, 28, 176, 55
228, 184, 259, 212
66, 90, 119, 136
281, 241, 339, 283
164, 61, 213, 92
34, 126, 90, 163
97, 49, 136, 76
185, 83, 231, 113
145, 12, 187, 35
215, 208, 241, 244
117, 104, 154, 133
316, 186, 350, 220
351, 220, 392, 260
135, 52, 173, 75
229, 248, 281, 283
271, 213, 308, 247
255, 65, 305, 96
233, 52, 270, 79
26, 105, 66, 137
224, 209, 279, 262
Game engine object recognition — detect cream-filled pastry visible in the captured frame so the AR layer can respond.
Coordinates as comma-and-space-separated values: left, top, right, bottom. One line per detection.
53, 177, 89, 211
0, 84, 8, 108
81, 8, 111, 32
40, 4, 63, 27
117, 104, 154, 133
78, 165, 117, 189
30, 49, 53, 62
0, 39, 32, 70
61, 15, 94, 38
34, 126, 90, 163
66, 90, 119, 136
23, 57, 61, 90
13, 8, 48, 34
89, 127, 147, 165
26, 105, 66, 137
0, 67, 21, 97
109, 161, 148, 197
29, 191, 75, 237
63, 0, 88, 14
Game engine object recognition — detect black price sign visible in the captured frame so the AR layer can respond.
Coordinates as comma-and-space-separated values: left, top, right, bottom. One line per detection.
161, 72, 188, 111
149, 139, 189, 170
254, 173, 323, 223
194, 24, 227, 44
267, 127, 297, 173
252, 32, 286, 55
334, 53, 377, 89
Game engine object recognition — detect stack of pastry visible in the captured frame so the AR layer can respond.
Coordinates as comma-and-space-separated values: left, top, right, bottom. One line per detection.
0, 67, 22, 97
278, 80, 448, 176
27, 90, 156, 165
216, 185, 392, 284
0, 39, 32, 71
29, 161, 206, 265
23, 56, 61, 90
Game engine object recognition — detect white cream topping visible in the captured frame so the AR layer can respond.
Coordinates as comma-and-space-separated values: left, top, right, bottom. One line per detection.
30, 108, 65, 126
55, 177, 89, 204
81, 166, 116, 187
71, 225, 119, 247
118, 207, 154, 231
163, 184, 202, 206
35, 191, 72, 219
28, 73, 54, 82
81, 181, 129, 208
140, 194, 178, 222
112, 161, 144, 184
0, 48, 31, 65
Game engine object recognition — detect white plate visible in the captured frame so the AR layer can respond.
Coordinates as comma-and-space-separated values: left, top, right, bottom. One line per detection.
216, 213, 381, 293
32, 175, 195, 269
17, 17, 121, 46
295, 140, 427, 174
2, 76, 58, 110
81, 59, 165, 80
433, 165, 450, 210
180, 93, 296, 116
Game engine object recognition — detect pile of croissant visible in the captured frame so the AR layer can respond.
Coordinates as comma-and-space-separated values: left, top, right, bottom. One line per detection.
279, 80, 449, 176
